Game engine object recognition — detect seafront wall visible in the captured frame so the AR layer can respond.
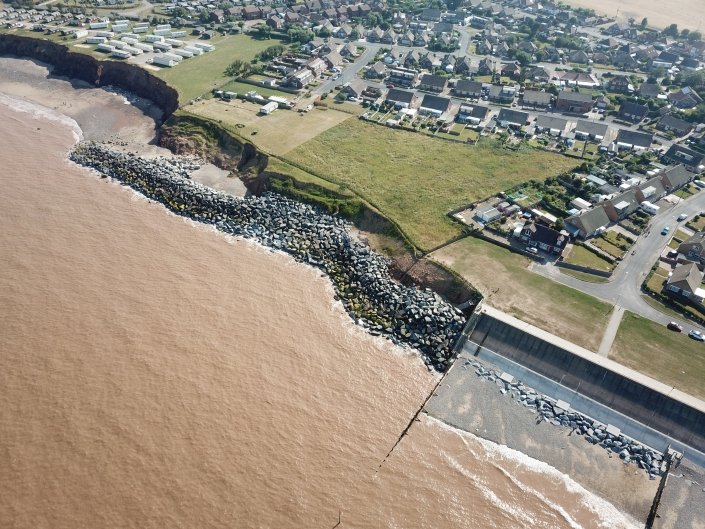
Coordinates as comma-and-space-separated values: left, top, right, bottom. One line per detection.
0, 35, 179, 117
69, 143, 467, 370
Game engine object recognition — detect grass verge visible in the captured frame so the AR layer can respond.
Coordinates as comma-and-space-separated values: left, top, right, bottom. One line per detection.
610, 311, 705, 400
432, 236, 612, 350
564, 245, 615, 272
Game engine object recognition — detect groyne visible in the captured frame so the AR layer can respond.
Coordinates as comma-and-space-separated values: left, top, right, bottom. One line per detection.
0, 35, 179, 117
69, 143, 466, 370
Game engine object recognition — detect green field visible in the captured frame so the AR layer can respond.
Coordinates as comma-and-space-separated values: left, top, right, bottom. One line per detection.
219, 80, 293, 99
285, 119, 577, 250
153, 34, 283, 103
611, 311, 705, 400
564, 245, 615, 271
433, 236, 612, 350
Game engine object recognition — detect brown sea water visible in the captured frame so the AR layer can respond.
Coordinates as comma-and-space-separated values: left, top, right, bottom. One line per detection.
0, 71, 640, 529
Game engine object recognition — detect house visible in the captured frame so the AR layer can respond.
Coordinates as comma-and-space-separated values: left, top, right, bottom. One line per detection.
418, 74, 448, 92
341, 79, 367, 99
454, 79, 483, 98
662, 145, 705, 172
678, 232, 705, 265
556, 91, 593, 114
340, 43, 359, 58
420, 8, 442, 22
381, 29, 396, 44
527, 66, 551, 82
638, 83, 660, 99
488, 84, 517, 104
477, 207, 502, 223
367, 27, 383, 42
564, 207, 610, 239
607, 75, 632, 93
636, 178, 666, 203
574, 119, 609, 141
521, 90, 552, 110
388, 68, 418, 87
419, 94, 452, 116
241, 5, 261, 19
603, 189, 641, 220
284, 68, 314, 89
500, 62, 521, 79
558, 71, 600, 88
457, 104, 490, 125
660, 164, 696, 191
657, 115, 693, 137
334, 23, 352, 39
413, 31, 430, 47
496, 108, 529, 129
385, 88, 419, 109
323, 51, 343, 69
569, 50, 590, 64
266, 16, 285, 30
520, 221, 569, 254
615, 129, 653, 150
535, 115, 569, 136
306, 57, 327, 76
665, 262, 705, 303
477, 57, 500, 76
668, 87, 703, 109
366, 61, 386, 79
618, 101, 649, 123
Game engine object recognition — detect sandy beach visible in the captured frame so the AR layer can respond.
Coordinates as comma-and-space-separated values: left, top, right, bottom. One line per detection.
0, 56, 650, 528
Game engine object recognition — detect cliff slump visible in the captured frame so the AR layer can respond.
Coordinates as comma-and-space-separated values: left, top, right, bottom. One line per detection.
0, 35, 179, 117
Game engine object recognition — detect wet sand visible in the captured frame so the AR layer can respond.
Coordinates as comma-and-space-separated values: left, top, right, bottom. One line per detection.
0, 57, 645, 529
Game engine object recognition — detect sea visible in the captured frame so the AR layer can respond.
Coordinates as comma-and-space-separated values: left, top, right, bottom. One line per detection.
0, 60, 641, 529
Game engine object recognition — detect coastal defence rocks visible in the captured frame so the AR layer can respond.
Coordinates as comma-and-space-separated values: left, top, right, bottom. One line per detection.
69, 142, 466, 370
467, 359, 666, 478
0, 35, 179, 117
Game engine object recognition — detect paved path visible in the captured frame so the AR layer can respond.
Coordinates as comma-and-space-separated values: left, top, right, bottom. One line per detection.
598, 305, 624, 356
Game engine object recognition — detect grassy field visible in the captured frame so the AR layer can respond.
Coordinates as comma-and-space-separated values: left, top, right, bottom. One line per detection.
592, 237, 626, 259
432, 236, 612, 350
284, 119, 577, 250
189, 99, 351, 155
564, 245, 615, 272
610, 311, 705, 400
153, 34, 283, 103
220, 80, 294, 99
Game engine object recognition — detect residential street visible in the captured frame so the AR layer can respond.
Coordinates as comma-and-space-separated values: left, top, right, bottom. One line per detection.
531, 190, 705, 333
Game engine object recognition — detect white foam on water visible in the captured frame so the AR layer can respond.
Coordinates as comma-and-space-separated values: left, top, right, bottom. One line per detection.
427, 415, 642, 529
0, 91, 83, 143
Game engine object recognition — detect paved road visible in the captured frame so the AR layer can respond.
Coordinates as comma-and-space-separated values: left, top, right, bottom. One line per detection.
531, 191, 705, 333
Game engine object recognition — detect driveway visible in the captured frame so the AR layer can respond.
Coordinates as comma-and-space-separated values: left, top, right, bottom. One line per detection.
531, 191, 705, 332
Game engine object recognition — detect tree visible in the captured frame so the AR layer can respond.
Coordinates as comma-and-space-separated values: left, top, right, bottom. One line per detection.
350, 29, 360, 40
662, 23, 679, 37
318, 26, 331, 38
224, 59, 250, 77
514, 50, 531, 67
253, 24, 271, 39
688, 31, 703, 42
640, 17, 648, 29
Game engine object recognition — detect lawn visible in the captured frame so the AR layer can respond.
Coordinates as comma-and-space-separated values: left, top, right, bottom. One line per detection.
559, 269, 609, 283
686, 214, 705, 232
564, 245, 615, 272
153, 34, 283, 103
646, 267, 669, 293
675, 184, 699, 199
432, 236, 612, 351
610, 311, 705, 400
284, 119, 578, 250
674, 228, 691, 243
219, 80, 295, 99
592, 237, 626, 259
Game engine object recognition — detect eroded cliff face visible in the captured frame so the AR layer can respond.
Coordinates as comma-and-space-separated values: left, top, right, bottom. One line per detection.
0, 35, 179, 117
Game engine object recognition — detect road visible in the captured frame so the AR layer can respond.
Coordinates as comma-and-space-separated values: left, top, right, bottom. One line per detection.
531, 190, 705, 333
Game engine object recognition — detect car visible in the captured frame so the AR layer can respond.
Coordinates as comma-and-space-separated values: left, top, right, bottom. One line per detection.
386, 83, 395, 88
689, 330, 705, 341
677, 214, 688, 222
526, 246, 538, 254
667, 321, 683, 332
661, 226, 671, 235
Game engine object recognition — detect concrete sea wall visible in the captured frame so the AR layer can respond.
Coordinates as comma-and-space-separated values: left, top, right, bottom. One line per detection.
69, 143, 467, 370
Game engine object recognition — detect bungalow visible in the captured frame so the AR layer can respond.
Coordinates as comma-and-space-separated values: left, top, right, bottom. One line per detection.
340, 43, 359, 58
419, 94, 452, 116
603, 189, 640, 220
668, 87, 703, 109
341, 79, 367, 100
615, 129, 653, 151
569, 49, 590, 64
385, 88, 419, 109
520, 221, 569, 255
418, 73, 448, 92
564, 206, 610, 239
607, 75, 632, 93
388, 68, 418, 87
457, 104, 490, 125
636, 178, 666, 202
420, 8, 442, 22
521, 90, 552, 110
618, 101, 649, 124
366, 61, 386, 79
678, 232, 705, 265
496, 108, 529, 129
306, 57, 327, 76
556, 91, 593, 114
665, 262, 705, 304
662, 145, 705, 172
535, 115, 569, 136
488, 84, 517, 104
660, 164, 696, 191
284, 68, 314, 89
657, 115, 693, 137
323, 51, 343, 69
500, 62, 521, 79
558, 72, 600, 88
527, 66, 551, 83
574, 119, 609, 141
455, 79, 483, 98
638, 83, 661, 99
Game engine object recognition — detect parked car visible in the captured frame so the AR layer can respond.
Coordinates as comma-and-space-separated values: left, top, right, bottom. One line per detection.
667, 321, 683, 332
688, 330, 705, 341
661, 226, 671, 235
526, 246, 538, 254
677, 214, 688, 222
